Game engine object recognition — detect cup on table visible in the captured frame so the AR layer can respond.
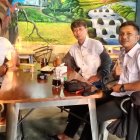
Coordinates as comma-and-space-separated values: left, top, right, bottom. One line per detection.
52, 68, 62, 96
52, 78, 61, 87
52, 85, 61, 96
52, 69, 61, 95
52, 67, 62, 86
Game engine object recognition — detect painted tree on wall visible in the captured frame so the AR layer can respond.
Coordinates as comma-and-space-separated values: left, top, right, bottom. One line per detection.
16, 0, 136, 45
49, 0, 61, 13
63, 0, 79, 13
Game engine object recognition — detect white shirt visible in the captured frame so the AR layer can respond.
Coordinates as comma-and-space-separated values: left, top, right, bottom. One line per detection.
69, 37, 104, 79
111, 43, 140, 97
0, 37, 15, 66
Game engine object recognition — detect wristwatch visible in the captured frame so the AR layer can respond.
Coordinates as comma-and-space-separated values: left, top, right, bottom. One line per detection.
120, 84, 125, 92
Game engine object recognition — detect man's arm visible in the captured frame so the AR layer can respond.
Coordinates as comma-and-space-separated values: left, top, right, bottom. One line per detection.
112, 81, 140, 92
62, 52, 80, 72
97, 49, 112, 78
88, 49, 112, 83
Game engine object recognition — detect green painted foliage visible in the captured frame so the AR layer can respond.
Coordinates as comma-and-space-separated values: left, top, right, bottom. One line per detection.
126, 12, 135, 21
18, 8, 49, 22
111, 4, 135, 21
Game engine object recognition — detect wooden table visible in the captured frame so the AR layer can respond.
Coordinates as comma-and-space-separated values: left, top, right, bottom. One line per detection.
0, 69, 98, 140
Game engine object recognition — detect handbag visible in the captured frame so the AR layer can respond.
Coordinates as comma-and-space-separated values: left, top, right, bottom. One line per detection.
130, 91, 140, 105
64, 79, 91, 93
106, 114, 128, 138
106, 97, 130, 138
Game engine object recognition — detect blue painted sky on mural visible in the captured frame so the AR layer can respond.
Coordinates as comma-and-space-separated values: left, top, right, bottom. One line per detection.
12, 0, 25, 4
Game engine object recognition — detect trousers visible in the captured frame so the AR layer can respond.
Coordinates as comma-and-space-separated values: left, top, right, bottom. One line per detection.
79, 96, 128, 140
64, 93, 119, 139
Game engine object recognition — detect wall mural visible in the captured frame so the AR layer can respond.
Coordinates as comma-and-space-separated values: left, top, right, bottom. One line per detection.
0, 0, 137, 48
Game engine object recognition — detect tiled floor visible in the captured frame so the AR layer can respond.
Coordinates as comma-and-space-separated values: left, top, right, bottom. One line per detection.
0, 107, 125, 140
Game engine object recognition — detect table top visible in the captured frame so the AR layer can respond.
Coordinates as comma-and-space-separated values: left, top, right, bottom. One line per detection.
0, 68, 97, 103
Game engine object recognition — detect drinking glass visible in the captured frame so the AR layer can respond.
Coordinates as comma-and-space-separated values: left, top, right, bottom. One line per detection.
52, 86, 61, 96
52, 75, 61, 96
52, 70, 61, 96
52, 78, 61, 87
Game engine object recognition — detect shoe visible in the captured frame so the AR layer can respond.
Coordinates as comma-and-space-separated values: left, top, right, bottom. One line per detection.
47, 135, 60, 140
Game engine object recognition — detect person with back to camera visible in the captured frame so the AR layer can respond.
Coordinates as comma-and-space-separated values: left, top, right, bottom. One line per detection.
48, 19, 112, 140
0, 18, 19, 72
0, 18, 19, 124
76, 21, 140, 140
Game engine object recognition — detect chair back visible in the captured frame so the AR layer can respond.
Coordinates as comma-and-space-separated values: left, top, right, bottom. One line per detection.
33, 46, 52, 65
130, 91, 140, 105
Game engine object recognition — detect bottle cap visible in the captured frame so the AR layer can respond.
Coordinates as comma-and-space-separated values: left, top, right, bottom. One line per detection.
64, 77, 67, 81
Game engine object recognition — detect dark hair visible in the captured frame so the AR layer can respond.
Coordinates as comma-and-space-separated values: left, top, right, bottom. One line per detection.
119, 21, 140, 34
71, 19, 87, 31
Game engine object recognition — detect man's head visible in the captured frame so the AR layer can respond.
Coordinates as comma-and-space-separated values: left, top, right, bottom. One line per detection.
71, 19, 88, 45
119, 21, 140, 52
71, 19, 87, 30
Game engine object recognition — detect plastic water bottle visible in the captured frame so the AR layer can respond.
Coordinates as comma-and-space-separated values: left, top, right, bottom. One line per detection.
119, 47, 125, 67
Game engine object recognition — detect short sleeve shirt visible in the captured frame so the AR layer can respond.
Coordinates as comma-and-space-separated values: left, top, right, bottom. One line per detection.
69, 37, 104, 79
111, 43, 140, 97
0, 37, 14, 66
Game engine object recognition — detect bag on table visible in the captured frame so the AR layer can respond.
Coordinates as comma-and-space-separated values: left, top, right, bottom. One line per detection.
64, 79, 91, 94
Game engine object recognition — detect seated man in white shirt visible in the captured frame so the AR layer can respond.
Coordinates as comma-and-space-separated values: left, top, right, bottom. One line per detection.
0, 18, 19, 124
78, 21, 140, 140
49, 19, 112, 140
0, 18, 19, 73
63, 19, 112, 87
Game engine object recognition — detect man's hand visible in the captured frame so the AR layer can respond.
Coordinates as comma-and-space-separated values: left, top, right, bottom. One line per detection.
88, 74, 101, 83
112, 84, 122, 92
86, 90, 104, 99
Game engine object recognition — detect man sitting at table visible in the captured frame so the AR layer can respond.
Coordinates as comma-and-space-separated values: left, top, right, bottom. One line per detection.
0, 18, 19, 124
0, 18, 19, 74
76, 21, 140, 140
48, 19, 112, 140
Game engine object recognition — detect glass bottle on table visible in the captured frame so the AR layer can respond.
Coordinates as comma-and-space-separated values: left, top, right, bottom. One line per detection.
53, 55, 62, 67
52, 69, 61, 96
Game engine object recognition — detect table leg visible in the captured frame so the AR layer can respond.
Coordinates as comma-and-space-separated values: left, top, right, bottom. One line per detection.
6, 103, 19, 140
88, 99, 98, 140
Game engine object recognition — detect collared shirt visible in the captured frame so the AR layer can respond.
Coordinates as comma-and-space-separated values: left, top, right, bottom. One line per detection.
69, 37, 104, 79
0, 37, 14, 65
111, 43, 140, 97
